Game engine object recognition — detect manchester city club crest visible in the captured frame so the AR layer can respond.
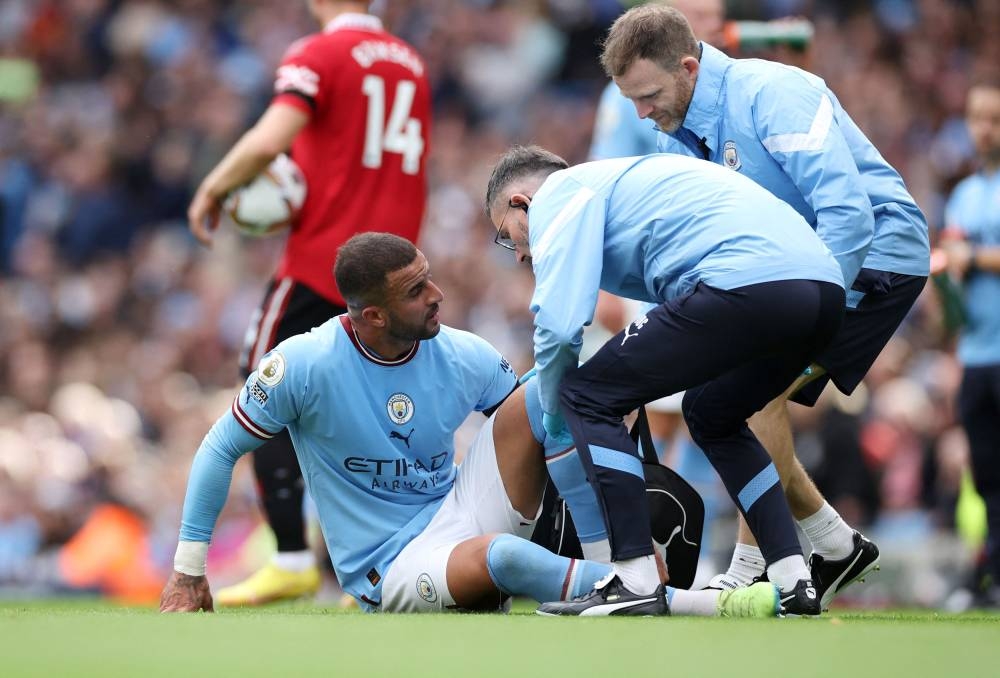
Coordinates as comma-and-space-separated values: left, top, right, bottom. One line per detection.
723, 140, 742, 170
387, 393, 414, 425
416, 573, 438, 603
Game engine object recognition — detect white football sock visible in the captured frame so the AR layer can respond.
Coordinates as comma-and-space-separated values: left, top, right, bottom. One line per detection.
581, 539, 612, 564
613, 555, 661, 595
667, 588, 721, 616
272, 550, 316, 572
767, 554, 811, 592
723, 543, 766, 586
798, 502, 855, 560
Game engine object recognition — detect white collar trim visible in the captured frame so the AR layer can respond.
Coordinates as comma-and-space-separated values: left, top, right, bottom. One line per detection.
339, 315, 418, 366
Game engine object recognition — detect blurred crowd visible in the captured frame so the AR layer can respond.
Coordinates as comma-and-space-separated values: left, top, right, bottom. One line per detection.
0, 0, 996, 605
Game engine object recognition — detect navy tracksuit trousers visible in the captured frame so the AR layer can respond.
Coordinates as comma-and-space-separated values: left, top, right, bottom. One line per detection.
559, 279, 845, 565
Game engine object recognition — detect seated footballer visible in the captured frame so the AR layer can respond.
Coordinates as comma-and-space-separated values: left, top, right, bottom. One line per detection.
160, 232, 779, 618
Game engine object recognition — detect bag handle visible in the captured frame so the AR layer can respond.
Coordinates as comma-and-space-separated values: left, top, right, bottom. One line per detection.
630, 404, 660, 465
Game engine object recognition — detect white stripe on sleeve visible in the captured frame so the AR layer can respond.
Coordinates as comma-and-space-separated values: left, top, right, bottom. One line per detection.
762, 94, 833, 154
231, 398, 275, 440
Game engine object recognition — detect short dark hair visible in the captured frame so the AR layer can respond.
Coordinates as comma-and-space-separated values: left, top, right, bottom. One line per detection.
970, 72, 1000, 94
600, 5, 699, 78
334, 232, 418, 310
485, 145, 568, 218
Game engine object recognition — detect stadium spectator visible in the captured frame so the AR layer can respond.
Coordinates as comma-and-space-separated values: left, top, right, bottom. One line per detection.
939, 76, 1000, 610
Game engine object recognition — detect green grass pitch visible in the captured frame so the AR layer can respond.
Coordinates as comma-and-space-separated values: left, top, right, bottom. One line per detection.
3, 599, 999, 678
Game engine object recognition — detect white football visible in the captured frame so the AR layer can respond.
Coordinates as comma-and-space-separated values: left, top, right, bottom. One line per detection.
224, 154, 307, 237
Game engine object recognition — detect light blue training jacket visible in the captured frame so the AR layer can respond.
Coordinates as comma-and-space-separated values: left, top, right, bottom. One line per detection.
657, 43, 929, 290
528, 154, 844, 416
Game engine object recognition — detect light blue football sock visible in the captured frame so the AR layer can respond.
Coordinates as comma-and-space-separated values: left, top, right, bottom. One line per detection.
486, 534, 613, 603
523, 376, 609, 550
545, 446, 608, 546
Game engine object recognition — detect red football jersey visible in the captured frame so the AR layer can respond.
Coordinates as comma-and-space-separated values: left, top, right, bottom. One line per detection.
271, 13, 430, 306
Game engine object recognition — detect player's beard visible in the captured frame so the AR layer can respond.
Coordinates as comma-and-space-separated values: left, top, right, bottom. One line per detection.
387, 306, 441, 343
652, 71, 695, 134
980, 144, 1000, 169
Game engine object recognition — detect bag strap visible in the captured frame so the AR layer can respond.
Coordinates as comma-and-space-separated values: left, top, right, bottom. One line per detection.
630, 405, 660, 465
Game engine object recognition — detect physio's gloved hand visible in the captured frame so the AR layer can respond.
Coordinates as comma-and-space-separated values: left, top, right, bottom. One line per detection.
517, 365, 538, 385
543, 412, 573, 446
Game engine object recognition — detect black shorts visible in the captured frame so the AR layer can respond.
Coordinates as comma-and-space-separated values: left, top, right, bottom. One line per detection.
792, 269, 927, 406
239, 278, 346, 376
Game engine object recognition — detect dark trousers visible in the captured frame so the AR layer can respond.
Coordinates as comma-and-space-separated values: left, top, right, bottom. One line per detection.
560, 280, 845, 564
958, 364, 1000, 582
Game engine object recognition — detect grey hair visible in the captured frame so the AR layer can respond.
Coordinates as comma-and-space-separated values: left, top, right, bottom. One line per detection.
485, 145, 569, 218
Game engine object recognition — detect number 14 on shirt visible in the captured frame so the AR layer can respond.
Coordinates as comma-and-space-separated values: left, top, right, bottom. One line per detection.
362, 75, 424, 175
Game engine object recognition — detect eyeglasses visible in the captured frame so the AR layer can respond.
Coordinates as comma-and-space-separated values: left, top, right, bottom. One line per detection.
494, 199, 529, 252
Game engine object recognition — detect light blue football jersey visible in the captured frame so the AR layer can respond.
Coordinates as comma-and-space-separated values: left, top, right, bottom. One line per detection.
945, 169, 1000, 366
528, 153, 844, 415
656, 43, 929, 287
179, 316, 517, 610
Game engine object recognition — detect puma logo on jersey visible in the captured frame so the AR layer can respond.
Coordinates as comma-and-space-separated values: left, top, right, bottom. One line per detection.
621, 315, 649, 346
390, 428, 415, 449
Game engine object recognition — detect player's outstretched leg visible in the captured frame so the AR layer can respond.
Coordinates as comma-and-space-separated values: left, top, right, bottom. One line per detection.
443, 533, 651, 613
487, 535, 773, 618
486, 535, 636, 612
496, 534, 779, 618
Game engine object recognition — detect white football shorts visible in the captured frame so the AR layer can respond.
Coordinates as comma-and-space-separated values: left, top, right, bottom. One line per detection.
379, 415, 537, 613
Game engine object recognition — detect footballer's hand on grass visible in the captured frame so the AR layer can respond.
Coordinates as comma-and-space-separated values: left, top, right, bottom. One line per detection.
187, 187, 222, 248
160, 571, 215, 613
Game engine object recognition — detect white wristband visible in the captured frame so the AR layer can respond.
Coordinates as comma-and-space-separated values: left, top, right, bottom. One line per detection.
174, 541, 209, 577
